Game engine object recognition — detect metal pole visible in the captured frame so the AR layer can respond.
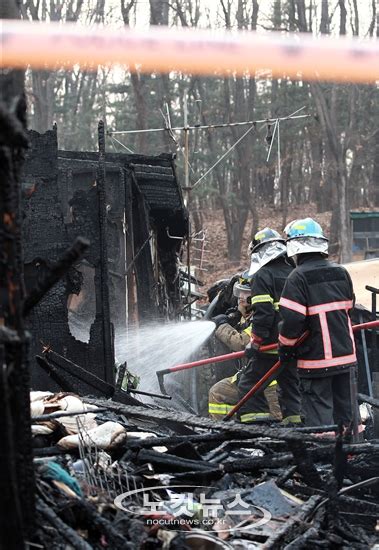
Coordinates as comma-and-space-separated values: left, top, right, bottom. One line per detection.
97, 121, 115, 384
359, 312, 373, 397
349, 365, 361, 443
367, 286, 378, 369
109, 113, 311, 135
183, 95, 192, 316
183, 95, 198, 410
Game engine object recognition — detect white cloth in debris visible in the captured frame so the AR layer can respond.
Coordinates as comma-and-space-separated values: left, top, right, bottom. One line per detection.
30, 391, 54, 402
30, 391, 98, 435
58, 421, 126, 450
32, 425, 54, 435
55, 395, 98, 434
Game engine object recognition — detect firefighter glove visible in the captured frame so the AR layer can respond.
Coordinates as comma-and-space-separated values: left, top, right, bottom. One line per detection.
225, 308, 241, 327
245, 334, 263, 358
212, 314, 230, 329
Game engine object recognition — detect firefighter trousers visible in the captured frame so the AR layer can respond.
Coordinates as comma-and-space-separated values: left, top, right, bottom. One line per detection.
237, 352, 301, 423
208, 375, 282, 420
300, 369, 354, 427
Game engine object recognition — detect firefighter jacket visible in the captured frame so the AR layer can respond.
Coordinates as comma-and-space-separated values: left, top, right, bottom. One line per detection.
279, 254, 357, 376
215, 315, 252, 352
250, 255, 293, 349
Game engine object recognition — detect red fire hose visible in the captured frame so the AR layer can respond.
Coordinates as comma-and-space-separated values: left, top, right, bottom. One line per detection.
223, 333, 308, 421
156, 319, 379, 395
161, 343, 276, 373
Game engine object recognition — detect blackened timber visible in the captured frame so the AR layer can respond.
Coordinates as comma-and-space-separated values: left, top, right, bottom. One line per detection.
0, 101, 28, 148
170, 454, 294, 483
36, 499, 93, 550
83, 397, 328, 443
36, 352, 114, 396
36, 350, 142, 406
133, 449, 293, 477
96, 120, 114, 384
123, 432, 284, 450
33, 446, 69, 457
36, 355, 89, 394
276, 465, 298, 486
358, 393, 379, 408
24, 237, 89, 315
283, 526, 321, 549
124, 168, 138, 324
288, 440, 323, 488
59, 149, 175, 167
131, 173, 158, 320
66, 498, 135, 549
0, 1, 35, 544
135, 449, 214, 472
262, 495, 324, 549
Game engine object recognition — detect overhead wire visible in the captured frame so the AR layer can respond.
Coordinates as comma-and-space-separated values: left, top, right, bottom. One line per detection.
191, 122, 257, 190
109, 105, 310, 192
108, 113, 311, 135
109, 134, 135, 154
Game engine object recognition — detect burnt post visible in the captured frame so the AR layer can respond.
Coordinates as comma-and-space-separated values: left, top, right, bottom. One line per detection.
96, 120, 115, 384
0, 0, 36, 546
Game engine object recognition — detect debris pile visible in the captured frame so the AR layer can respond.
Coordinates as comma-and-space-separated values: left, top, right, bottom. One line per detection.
31, 393, 379, 549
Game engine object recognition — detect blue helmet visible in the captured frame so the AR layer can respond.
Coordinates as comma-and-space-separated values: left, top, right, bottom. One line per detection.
283, 219, 298, 238
286, 218, 328, 241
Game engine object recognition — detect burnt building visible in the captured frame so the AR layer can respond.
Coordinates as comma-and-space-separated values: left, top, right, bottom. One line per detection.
21, 126, 188, 390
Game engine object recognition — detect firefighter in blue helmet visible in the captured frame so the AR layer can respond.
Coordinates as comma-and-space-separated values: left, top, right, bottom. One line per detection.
278, 218, 358, 427
209, 272, 281, 420
240, 228, 301, 424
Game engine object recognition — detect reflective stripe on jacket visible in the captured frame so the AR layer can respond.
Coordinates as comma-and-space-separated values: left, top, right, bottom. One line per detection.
279, 255, 357, 375
209, 403, 236, 415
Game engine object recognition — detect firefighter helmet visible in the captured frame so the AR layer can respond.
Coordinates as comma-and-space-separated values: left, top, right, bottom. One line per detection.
286, 218, 328, 241
250, 228, 284, 253
233, 270, 252, 297
283, 219, 298, 238
286, 218, 328, 258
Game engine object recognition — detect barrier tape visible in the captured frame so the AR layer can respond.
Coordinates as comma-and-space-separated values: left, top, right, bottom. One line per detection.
1, 20, 379, 82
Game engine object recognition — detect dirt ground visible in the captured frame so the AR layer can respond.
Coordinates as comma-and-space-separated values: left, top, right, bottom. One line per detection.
195, 203, 332, 296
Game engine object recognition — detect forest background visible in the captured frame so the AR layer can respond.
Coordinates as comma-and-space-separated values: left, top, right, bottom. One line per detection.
21, 0, 379, 283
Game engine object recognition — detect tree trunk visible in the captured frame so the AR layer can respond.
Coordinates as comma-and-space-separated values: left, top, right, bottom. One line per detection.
280, 140, 294, 228
308, 124, 325, 211
311, 82, 352, 262
31, 70, 55, 132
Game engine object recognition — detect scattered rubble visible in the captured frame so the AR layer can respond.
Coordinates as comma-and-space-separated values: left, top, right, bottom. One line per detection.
30, 392, 379, 549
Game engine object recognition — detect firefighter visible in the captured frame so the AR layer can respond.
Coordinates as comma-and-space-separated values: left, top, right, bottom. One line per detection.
240, 228, 301, 424
208, 273, 281, 420
278, 218, 357, 427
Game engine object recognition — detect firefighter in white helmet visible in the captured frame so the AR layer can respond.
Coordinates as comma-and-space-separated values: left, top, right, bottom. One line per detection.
278, 218, 358, 427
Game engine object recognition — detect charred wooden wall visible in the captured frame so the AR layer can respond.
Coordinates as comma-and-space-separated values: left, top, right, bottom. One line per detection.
21, 128, 187, 391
